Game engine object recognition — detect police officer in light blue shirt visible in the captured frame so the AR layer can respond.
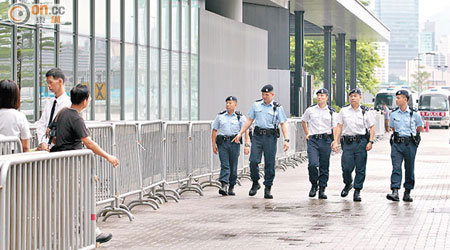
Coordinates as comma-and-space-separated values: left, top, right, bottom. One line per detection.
212, 96, 250, 196
386, 90, 423, 202
233, 84, 289, 199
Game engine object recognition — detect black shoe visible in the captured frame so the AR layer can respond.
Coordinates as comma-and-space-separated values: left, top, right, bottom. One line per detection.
249, 181, 260, 196
386, 188, 400, 201
341, 184, 352, 197
96, 233, 112, 244
309, 184, 318, 197
264, 186, 273, 199
228, 185, 235, 196
353, 189, 361, 202
219, 182, 228, 196
403, 189, 413, 202
318, 186, 327, 199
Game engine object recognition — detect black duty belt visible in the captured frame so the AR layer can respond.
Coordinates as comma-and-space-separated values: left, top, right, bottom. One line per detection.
218, 134, 237, 141
254, 126, 277, 136
394, 137, 411, 144
311, 133, 332, 140
342, 135, 366, 144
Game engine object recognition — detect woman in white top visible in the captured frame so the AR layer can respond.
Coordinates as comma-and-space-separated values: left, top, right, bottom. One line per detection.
0, 79, 31, 152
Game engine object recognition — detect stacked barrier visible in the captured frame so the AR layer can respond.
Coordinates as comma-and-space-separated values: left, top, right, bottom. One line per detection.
0, 150, 96, 250
0, 136, 23, 155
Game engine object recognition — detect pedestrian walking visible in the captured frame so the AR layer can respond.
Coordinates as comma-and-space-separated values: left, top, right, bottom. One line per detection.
386, 89, 423, 202
233, 84, 289, 199
332, 88, 375, 202
212, 96, 250, 196
301, 88, 337, 199
0, 79, 31, 152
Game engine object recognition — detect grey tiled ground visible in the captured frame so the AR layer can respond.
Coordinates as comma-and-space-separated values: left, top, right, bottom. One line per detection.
98, 129, 450, 250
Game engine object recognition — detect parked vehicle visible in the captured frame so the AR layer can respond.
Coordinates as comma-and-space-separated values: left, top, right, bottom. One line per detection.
418, 88, 450, 129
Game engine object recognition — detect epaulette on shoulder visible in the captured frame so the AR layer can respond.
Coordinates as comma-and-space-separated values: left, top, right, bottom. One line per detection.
255, 99, 263, 102
360, 105, 369, 111
310, 104, 317, 108
409, 106, 417, 112
344, 104, 350, 107
328, 106, 336, 112
273, 101, 281, 107
235, 110, 242, 116
218, 110, 226, 115
393, 107, 400, 112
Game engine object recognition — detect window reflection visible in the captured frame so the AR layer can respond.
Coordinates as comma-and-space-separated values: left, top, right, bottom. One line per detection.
138, 46, 148, 120
124, 43, 135, 120
17, 28, 35, 121
95, 39, 107, 121
110, 41, 121, 120
0, 24, 12, 80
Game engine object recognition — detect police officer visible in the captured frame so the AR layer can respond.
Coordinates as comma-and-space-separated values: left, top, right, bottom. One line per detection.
386, 90, 423, 202
301, 88, 337, 199
212, 96, 250, 196
332, 88, 375, 202
233, 84, 289, 199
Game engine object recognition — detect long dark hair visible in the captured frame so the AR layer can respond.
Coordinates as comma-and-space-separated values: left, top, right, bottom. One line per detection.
0, 79, 20, 109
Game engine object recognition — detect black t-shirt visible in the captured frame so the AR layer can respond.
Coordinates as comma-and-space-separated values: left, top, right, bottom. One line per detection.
51, 108, 90, 152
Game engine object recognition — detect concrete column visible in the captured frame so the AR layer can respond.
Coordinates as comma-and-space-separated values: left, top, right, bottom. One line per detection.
350, 39, 357, 90
293, 10, 304, 116
323, 26, 333, 103
336, 33, 346, 107
205, 0, 242, 22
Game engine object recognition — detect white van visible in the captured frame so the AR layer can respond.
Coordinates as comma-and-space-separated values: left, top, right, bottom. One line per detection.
374, 87, 418, 111
418, 88, 450, 129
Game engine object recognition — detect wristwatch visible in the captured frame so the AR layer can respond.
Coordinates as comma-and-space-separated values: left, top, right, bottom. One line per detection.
284, 139, 290, 143
244, 143, 251, 147
369, 141, 374, 144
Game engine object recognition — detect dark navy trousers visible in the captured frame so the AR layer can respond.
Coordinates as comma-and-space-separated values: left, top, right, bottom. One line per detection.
390, 142, 417, 190
218, 140, 241, 186
307, 137, 332, 187
341, 138, 368, 190
249, 134, 277, 187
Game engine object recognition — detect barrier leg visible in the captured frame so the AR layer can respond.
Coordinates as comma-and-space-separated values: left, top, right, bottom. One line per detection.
199, 174, 221, 190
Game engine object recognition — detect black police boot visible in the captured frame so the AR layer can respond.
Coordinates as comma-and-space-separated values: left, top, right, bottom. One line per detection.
386, 188, 400, 201
353, 189, 362, 202
341, 184, 353, 197
318, 187, 327, 199
309, 184, 318, 197
264, 186, 273, 199
96, 233, 112, 244
219, 182, 228, 196
249, 181, 260, 196
228, 185, 235, 196
403, 189, 413, 202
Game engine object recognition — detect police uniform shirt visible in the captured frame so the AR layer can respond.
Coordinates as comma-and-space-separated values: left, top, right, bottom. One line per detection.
337, 105, 375, 136
213, 111, 247, 136
301, 105, 337, 135
248, 100, 288, 129
389, 107, 423, 137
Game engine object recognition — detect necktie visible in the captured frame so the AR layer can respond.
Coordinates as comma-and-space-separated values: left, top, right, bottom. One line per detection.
48, 99, 57, 127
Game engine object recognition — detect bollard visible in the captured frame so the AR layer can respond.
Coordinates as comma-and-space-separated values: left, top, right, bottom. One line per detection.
425, 120, 430, 132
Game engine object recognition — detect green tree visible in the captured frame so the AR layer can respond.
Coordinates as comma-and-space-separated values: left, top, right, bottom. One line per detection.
410, 66, 431, 92
290, 38, 382, 95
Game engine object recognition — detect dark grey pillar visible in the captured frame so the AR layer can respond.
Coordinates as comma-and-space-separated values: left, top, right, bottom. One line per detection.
323, 26, 333, 103
306, 74, 312, 107
350, 39, 357, 91
336, 33, 346, 107
293, 11, 304, 117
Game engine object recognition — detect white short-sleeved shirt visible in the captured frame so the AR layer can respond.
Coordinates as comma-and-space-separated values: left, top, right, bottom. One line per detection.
35, 93, 71, 144
0, 108, 31, 139
337, 105, 375, 136
301, 105, 337, 135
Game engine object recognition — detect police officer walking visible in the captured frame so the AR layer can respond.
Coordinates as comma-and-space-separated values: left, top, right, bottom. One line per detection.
301, 88, 337, 199
386, 90, 423, 202
212, 96, 250, 196
233, 84, 289, 199
332, 89, 375, 202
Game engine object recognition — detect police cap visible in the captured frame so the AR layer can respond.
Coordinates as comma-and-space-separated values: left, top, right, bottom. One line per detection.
261, 84, 274, 93
396, 89, 410, 100
316, 88, 329, 96
349, 88, 362, 96
225, 96, 237, 102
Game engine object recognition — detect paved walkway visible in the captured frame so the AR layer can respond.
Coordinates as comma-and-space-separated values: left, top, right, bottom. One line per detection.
98, 129, 450, 250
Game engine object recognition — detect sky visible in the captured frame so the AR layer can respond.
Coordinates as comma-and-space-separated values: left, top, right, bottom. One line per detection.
419, 0, 450, 23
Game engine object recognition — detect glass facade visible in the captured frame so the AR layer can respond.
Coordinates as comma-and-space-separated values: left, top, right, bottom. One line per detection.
0, 0, 199, 121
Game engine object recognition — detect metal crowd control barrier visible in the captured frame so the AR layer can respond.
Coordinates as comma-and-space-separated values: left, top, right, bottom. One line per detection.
28, 124, 39, 149
0, 136, 23, 155
0, 149, 96, 250
373, 112, 386, 140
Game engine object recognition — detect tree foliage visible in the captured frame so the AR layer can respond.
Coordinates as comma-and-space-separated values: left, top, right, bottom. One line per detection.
410, 66, 431, 91
290, 37, 382, 95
